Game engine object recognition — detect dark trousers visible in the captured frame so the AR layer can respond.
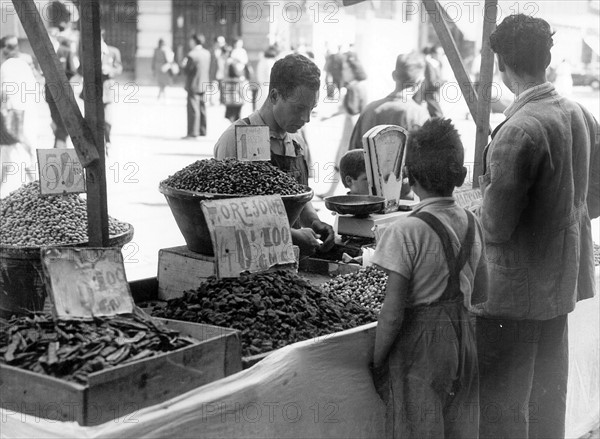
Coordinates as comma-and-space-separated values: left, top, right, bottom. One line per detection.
187, 92, 207, 136
476, 315, 568, 439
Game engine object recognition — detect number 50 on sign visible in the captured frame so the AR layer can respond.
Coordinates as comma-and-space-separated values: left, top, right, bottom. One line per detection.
37, 149, 86, 195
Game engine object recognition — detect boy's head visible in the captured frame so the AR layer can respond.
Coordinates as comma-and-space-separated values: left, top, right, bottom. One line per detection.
405, 118, 466, 197
339, 150, 369, 195
490, 14, 554, 77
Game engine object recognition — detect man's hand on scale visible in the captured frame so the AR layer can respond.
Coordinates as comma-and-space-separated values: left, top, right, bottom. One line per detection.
311, 220, 335, 253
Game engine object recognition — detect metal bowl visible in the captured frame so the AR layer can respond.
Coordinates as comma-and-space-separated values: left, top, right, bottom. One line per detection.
324, 195, 386, 217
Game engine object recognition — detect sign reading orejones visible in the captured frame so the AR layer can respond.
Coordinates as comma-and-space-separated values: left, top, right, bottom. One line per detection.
201, 195, 296, 278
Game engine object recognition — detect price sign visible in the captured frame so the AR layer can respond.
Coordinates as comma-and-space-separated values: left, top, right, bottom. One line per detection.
201, 195, 296, 278
40, 247, 134, 320
454, 188, 482, 209
235, 125, 270, 161
37, 149, 86, 195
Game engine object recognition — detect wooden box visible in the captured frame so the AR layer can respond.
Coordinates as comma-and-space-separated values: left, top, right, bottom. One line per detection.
158, 246, 217, 300
0, 318, 242, 426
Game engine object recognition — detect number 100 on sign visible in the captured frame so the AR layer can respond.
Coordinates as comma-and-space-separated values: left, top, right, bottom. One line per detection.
37, 149, 86, 195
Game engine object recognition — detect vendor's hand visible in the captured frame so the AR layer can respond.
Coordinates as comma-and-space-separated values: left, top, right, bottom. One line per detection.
311, 220, 335, 253
292, 228, 322, 257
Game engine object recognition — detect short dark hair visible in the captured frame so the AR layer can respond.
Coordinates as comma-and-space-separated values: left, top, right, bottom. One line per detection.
191, 33, 205, 46
405, 118, 465, 197
490, 14, 554, 76
269, 53, 321, 99
394, 52, 426, 84
339, 150, 366, 188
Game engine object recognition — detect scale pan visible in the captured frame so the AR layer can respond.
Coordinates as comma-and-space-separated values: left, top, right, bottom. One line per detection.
324, 195, 386, 217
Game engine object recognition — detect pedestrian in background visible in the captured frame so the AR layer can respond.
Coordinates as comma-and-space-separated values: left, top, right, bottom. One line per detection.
254, 44, 279, 110
46, 26, 78, 148
415, 45, 444, 118
209, 36, 227, 106
152, 38, 175, 102
349, 51, 429, 151
223, 54, 247, 123
473, 14, 599, 439
324, 45, 345, 100
100, 29, 122, 149
0, 35, 38, 196
318, 52, 369, 198
181, 33, 211, 139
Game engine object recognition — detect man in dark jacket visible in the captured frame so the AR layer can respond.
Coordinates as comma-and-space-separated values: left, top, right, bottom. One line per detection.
182, 33, 211, 138
473, 14, 600, 439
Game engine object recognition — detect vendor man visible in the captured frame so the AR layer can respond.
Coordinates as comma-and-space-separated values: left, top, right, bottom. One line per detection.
214, 53, 335, 256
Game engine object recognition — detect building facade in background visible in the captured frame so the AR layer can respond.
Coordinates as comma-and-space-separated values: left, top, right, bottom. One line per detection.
1, 0, 598, 91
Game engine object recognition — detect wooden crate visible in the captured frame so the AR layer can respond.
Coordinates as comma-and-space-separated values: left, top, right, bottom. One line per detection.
0, 318, 242, 426
158, 246, 217, 300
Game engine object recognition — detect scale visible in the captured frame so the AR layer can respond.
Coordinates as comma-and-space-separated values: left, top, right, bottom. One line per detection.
321, 125, 417, 265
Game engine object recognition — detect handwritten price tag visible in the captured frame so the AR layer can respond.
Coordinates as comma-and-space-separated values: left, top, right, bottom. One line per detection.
37, 149, 86, 195
235, 125, 270, 161
41, 247, 134, 320
201, 195, 296, 278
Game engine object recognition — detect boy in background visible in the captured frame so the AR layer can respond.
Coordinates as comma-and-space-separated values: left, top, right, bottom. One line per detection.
338, 149, 414, 200
339, 150, 369, 195
371, 118, 488, 438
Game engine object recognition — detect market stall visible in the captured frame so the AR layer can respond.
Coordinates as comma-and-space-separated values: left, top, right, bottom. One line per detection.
1, 0, 599, 438
2, 284, 599, 438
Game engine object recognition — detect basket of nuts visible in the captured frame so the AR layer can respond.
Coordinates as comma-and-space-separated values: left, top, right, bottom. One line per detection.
0, 181, 134, 317
159, 158, 314, 254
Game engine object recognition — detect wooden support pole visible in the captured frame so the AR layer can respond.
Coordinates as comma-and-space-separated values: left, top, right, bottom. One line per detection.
79, 0, 109, 246
421, 0, 479, 120
11, 0, 99, 167
472, 0, 498, 187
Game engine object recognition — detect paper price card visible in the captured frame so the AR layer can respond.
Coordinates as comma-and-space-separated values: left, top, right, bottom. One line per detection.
235, 125, 270, 161
41, 247, 134, 320
201, 195, 296, 278
37, 149, 86, 196
454, 188, 482, 209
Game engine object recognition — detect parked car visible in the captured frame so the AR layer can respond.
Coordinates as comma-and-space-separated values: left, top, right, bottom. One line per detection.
571, 67, 600, 90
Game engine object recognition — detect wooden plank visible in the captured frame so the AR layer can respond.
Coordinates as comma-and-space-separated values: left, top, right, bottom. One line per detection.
0, 364, 86, 424
80, 0, 109, 246
472, 0, 498, 187
421, 0, 479, 120
11, 0, 99, 167
158, 246, 217, 300
85, 320, 242, 425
